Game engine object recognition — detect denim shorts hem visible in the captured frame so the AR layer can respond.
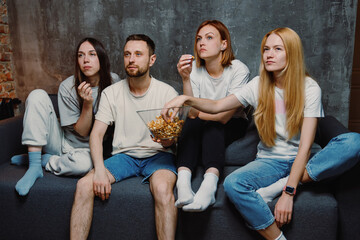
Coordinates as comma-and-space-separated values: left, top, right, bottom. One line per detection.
142, 167, 177, 184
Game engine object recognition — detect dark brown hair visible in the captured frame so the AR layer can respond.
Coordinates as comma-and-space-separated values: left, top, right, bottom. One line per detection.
74, 37, 112, 110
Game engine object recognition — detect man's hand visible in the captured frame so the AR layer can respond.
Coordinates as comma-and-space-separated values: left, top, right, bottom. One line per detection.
151, 136, 175, 148
274, 193, 294, 228
93, 168, 112, 201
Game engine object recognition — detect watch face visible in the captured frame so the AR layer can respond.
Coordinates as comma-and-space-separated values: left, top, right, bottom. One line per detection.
285, 186, 295, 194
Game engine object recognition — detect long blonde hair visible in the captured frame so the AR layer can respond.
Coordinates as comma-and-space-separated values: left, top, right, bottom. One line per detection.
254, 27, 306, 147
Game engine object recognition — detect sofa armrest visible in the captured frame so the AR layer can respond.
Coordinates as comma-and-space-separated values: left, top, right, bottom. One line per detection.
0, 115, 26, 165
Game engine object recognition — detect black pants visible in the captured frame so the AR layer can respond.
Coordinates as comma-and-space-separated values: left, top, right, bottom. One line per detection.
177, 117, 248, 173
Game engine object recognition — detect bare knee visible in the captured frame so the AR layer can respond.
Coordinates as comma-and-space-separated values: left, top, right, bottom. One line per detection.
75, 174, 94, 200
152, 181, 174, 205
150, 171, 176, 205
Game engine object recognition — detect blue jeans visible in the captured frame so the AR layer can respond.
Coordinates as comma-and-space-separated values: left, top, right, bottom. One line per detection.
104, 151, 176, 183
223, 132, 360, 230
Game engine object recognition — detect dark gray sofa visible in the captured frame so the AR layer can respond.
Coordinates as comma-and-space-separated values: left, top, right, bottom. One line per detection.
0, 94, 359, 240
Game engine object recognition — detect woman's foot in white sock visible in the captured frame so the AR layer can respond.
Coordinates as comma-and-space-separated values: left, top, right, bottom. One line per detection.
175, 170, 194, 208
256, 176, 289, 203
183, 172, 218, 212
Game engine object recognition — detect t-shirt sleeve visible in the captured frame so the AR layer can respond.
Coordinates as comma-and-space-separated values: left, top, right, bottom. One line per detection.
233, 76, 259, 108
58, 81, 81, 127
228, 60, 250, 95
164, 85, 179, 102
95, 91, 114, 125
304, 79, 324, 118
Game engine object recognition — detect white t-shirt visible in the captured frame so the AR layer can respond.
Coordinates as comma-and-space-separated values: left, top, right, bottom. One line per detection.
95, 77, 179, 158
190, 59, 250, 118
58, 73, 120, 148
234, 76, 324, 159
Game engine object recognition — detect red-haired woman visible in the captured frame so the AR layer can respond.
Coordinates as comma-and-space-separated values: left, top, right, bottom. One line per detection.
175, 20, 250, 212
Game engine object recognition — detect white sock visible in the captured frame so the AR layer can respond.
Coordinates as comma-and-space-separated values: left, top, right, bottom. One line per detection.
275, 231, 287, 240
256, 176, 289, 203
175, 170, 194, 208
182, 172, 218, 212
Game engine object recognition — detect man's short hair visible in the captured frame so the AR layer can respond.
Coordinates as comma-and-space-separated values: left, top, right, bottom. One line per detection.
125, 34, 155, 55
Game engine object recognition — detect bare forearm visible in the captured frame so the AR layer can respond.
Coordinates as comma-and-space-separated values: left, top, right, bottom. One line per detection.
182, 79, 194, 97
287, 117, 318, 187
90, 131, 105, 170
287, 151, 310, 187
74, 101, 93, 136
185, 94, 242, 114
198, 109, 237, 124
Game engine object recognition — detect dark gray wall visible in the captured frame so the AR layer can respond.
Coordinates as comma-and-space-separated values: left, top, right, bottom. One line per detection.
8, 0, 358, 126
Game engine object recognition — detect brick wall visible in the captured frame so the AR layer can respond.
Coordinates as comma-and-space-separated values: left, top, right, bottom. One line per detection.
0, 0, 15, 99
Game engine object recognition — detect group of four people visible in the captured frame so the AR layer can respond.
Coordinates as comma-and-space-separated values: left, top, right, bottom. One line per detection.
11, 20, 360, 240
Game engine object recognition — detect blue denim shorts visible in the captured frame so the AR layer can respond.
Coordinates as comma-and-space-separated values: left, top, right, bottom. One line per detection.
104, 151, 176, 183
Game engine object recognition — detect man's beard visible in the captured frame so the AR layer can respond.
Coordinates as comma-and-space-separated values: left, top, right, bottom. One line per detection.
125, 65, 148, 77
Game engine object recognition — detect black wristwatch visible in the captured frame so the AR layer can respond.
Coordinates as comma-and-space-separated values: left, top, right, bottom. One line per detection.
283, 185, 296, 196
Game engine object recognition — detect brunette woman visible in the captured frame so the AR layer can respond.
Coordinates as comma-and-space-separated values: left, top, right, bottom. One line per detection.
12, 38, 120, 196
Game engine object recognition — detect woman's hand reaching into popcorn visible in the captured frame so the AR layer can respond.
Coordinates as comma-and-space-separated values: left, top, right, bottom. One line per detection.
161, 95, 190, 121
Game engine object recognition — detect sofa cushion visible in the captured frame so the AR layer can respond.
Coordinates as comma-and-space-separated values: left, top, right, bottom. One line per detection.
225, 120, 259, 166
334, 162, 360, 240
0, 163, 158, 240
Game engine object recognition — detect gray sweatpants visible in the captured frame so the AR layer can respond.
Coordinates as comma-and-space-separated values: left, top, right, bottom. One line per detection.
22, 89, 93, 176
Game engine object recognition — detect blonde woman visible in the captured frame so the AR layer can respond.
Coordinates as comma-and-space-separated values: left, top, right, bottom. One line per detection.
162, 27, 360, 239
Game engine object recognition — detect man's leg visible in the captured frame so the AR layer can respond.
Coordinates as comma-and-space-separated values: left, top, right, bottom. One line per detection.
70, 169, 115, 240
149, 169, 177, 240
70, 153, 136, 239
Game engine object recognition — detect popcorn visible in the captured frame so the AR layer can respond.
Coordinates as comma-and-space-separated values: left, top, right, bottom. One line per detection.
147, 114, 185, 139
